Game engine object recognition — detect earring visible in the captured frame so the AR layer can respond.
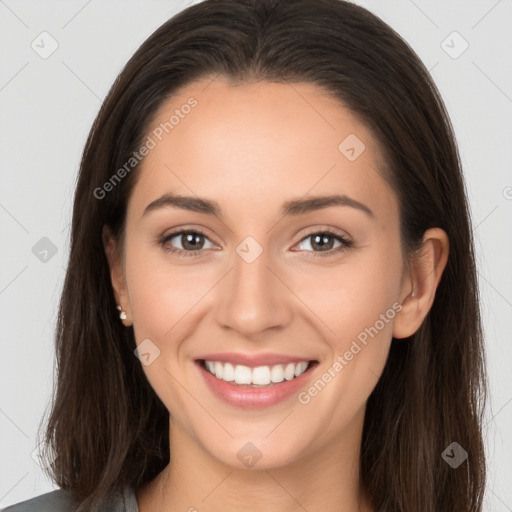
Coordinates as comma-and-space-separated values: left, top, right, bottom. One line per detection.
116, 305, 127, 320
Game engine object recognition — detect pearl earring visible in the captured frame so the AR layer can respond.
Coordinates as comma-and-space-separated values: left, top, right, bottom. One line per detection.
116, 305, 127, 320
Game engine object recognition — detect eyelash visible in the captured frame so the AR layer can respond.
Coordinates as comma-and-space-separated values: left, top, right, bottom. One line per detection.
158, 228, 354, 259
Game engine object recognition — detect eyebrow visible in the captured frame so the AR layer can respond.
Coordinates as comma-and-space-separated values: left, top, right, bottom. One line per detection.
142, 192, 374, 219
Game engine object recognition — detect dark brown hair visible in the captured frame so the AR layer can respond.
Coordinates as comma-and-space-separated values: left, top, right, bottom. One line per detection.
39, 0, 487, 510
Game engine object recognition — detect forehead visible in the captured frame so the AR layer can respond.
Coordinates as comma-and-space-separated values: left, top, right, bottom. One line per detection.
127, 78, 397, 225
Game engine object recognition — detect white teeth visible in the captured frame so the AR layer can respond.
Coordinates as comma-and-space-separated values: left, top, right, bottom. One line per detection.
284, 363, 296, 381
214, 361, 223, 379
203, 360, 311, 385
270, 364, 285, 383
295, 362, 308, 377
252, 366, 271, 385
222, 362, 235, 381
234, 364, 252, 384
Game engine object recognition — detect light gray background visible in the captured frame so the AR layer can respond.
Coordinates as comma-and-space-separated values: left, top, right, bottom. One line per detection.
1, 0, 511, 509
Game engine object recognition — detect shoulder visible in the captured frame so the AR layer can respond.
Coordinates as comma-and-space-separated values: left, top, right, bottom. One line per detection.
1, 485, 138, 512
1, 489, 76, 512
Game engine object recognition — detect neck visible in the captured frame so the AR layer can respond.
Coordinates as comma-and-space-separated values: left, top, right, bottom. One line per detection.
137, 408, 373, 512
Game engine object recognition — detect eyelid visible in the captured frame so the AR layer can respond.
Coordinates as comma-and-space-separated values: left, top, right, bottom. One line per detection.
160, 225, 220, 245
158, 226, 220, 257
294, 225, 352, 243
158, 225, 353, 257
290, 226, 354, 256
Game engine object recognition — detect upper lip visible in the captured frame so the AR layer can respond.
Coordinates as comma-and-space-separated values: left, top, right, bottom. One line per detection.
195, 352, 316, 368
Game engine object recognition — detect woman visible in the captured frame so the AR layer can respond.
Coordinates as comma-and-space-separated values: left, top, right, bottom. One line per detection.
3, 0, 487, 510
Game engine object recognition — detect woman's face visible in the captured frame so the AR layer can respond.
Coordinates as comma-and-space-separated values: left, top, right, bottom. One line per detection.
110, 78, 411, 469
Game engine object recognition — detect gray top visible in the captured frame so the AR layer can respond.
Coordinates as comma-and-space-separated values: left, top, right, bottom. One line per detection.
1, 486, 138, 512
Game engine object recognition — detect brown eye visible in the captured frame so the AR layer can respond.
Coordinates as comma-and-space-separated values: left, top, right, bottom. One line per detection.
294, 231, 353, 257
160, 230, 216, 257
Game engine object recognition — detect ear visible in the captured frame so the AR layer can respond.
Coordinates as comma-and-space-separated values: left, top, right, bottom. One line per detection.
393, 227, 449, 339
102, 225, 133, 326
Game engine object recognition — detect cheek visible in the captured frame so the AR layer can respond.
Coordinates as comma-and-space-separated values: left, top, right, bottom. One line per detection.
123, 243, 206, 417
293, 239, 402, 405
125, 230, 403, 352
124, 240, 213, 341
294, 240, 402, 345
295, 289, 398, 433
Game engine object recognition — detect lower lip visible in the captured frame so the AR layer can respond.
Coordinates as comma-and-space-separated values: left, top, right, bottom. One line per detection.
196, 360, 318, 409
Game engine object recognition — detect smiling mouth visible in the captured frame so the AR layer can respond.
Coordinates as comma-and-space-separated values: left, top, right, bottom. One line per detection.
198, 359, 318, 387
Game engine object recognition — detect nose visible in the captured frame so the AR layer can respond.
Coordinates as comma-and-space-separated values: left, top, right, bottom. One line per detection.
214, 243, 293, 339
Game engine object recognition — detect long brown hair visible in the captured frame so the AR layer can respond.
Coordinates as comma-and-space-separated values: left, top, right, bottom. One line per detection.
39, 0, 487, 510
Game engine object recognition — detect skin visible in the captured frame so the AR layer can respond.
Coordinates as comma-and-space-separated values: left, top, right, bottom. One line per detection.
104, 78, 449, 512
